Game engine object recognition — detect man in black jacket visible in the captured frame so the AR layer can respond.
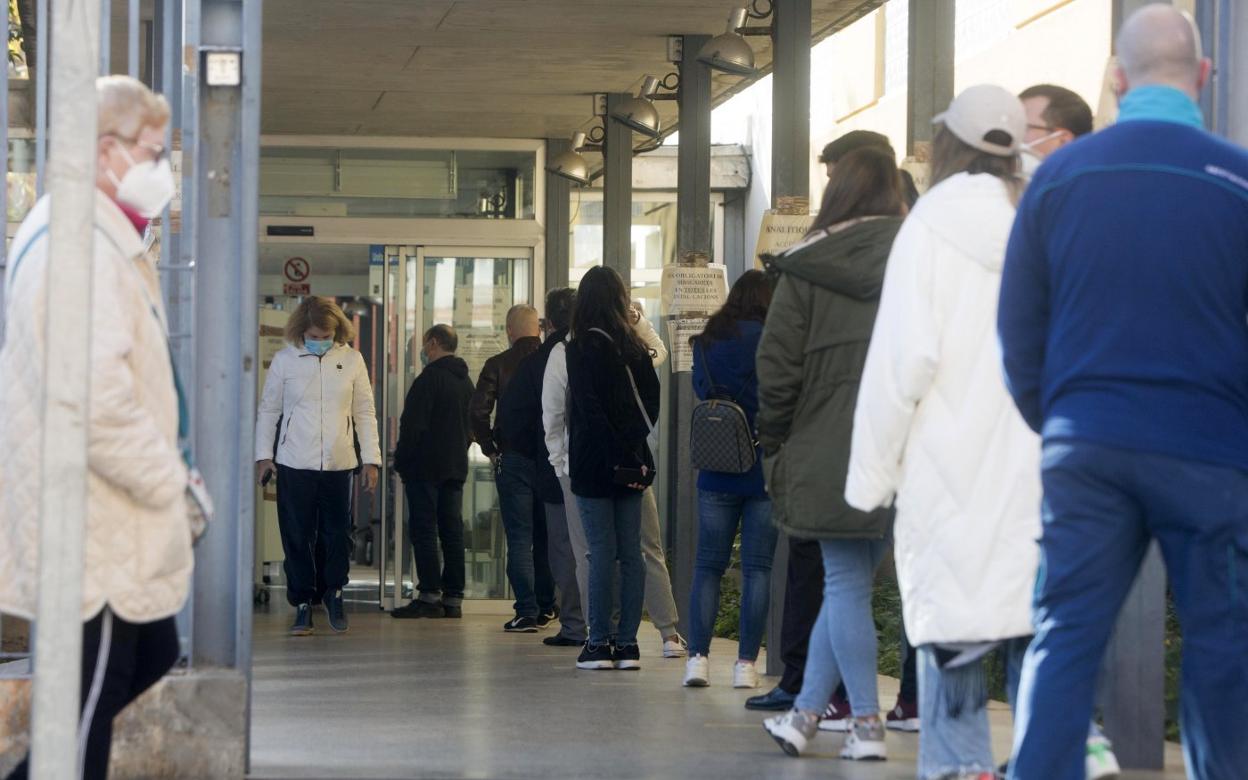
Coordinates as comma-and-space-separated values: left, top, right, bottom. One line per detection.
498, 289, 585, 645
472, 304, 558, 632
392, 324, 475, 619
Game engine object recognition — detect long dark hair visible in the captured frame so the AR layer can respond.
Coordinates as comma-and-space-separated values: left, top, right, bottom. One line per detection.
692, 270, 771, 347
571, 265, 650, 361
808, 146, 906, 235
930, 124, 1025, 205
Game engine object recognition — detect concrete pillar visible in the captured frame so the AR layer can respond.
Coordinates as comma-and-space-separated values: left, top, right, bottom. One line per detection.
764, 0, 811, 678
544, 138, 572, 292
906, 0, 955, 156
668, 34, 713, 641
603, 93, 633, 287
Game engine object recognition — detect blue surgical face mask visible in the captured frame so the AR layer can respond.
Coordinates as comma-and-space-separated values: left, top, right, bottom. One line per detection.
305, 338, 334, 356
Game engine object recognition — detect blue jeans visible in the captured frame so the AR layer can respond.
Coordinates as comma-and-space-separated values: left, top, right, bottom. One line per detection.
576, 493, 644, 647
794, 537, 888, 716
1009, 442, 1248, 780
497, 452, 556, 618
688, 490, 777, 660
918, 638, 1028, 780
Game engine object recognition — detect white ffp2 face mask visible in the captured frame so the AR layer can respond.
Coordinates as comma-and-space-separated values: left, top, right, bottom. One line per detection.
108, 144, 176, 219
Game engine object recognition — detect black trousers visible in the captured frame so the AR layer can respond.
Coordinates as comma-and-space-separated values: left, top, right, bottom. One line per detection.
406, 479, 466, 604
779, 536, 918, 702
276, 465, 354, 607
6, 609, 180, 780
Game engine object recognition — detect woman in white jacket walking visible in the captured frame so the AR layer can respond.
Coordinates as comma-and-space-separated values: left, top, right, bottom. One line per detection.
1, 77, 195, 780
844, 85, 1037, 780
256, 296, 382, 636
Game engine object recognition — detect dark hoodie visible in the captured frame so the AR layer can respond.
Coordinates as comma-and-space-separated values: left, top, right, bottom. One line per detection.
394, 355, 475, 483
756, 216, 902, 540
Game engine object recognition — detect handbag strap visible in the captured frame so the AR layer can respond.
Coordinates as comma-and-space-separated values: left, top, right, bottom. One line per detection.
589, 327, 656, 435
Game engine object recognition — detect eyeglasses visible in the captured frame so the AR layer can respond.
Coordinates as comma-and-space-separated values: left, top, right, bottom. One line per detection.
100, 133, 169, 162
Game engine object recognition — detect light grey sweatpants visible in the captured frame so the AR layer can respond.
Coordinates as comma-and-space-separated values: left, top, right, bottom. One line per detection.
558, 476, 679, 639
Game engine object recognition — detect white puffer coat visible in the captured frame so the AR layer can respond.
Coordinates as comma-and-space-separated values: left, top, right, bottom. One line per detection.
0, 195, 192, 623
845, 172, 1041, 647
255, 343, 381, 471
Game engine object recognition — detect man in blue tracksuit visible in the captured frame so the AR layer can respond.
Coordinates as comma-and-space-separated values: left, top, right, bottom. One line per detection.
999, 7, 1248, 780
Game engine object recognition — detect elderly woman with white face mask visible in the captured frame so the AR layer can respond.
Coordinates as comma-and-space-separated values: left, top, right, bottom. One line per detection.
0, 76, 200, 780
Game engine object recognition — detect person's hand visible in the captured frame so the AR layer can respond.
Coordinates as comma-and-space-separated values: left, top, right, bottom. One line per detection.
627, 465, 649, 491
362, 465, 380, 492
256, 460, 276, 486
628, 302, 642, 325
488, 453, 500, 470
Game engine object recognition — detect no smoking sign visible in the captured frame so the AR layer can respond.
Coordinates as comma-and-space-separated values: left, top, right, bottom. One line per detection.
284, 257, 310, 283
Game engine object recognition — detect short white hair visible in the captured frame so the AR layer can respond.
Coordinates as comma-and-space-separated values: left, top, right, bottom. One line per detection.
97, 75, 171, 140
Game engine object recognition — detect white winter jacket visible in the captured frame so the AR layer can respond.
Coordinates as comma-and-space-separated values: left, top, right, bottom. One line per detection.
845, 173, 1041, 647
0, 195, 193, 623
255, 342, 382, 471
543, 316, 667, 478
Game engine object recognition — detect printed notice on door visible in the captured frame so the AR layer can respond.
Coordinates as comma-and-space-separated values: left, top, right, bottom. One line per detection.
660, 266, 728, 317
667, 317, 708, 374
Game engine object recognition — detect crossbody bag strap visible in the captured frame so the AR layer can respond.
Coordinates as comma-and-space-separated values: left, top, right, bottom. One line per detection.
589, 327, 656, 435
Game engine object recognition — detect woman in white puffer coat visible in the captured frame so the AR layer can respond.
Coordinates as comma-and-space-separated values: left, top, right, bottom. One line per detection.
845, 85, 1038, 780
0, 76, 194, 780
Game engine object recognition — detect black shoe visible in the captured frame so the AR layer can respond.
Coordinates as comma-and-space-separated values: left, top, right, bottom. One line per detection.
289, 603, 313, 636
504, 616, 540, 633
443, 605, 463, 619
746, 685, 798, 711
613, 643, 641, 670
536, 605, 560, 629
325, 589, 348, 633
543, 633, 583, 647
576, 642, 614, 670
391, 600, 445, 619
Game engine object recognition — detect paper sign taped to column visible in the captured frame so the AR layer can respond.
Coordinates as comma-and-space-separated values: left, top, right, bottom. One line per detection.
660, 266, 728, 316
754, 213, 813, 268
667, 317, 707, 373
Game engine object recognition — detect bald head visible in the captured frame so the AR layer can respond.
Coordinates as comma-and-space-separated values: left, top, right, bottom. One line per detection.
505, 304, 539, 344
1115, 4, 1208, 98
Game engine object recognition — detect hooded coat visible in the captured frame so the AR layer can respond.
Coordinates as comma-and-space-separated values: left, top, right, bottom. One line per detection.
756, 216, 902, 541
394, 355, 475, 484
845, 172, 1041, 647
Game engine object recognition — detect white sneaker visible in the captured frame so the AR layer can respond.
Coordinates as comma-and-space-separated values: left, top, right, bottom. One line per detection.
840, 718, 887, 761
733, 660, 759, 689
683, 655, 710, 687
662, 634, 689, 658
763, 709, 819, 757
1086, 734, 1121, 780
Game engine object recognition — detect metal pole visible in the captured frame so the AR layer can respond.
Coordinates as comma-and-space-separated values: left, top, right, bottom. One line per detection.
29, 0, 99, 775
34, 0, 47, 193
99, 0, 110, 74
543, 137, 571, 291
906, 0, 955, 157
127, 0, 138, 78
668, 33, 712, 642
1228, 0, 1248, 147
603, 93, 632, 288
771, 0, 811, 206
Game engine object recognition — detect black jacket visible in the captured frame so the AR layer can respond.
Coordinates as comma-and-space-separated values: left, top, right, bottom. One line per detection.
565, 329, 660, 499
394, 355, 475, 484
499, 330, 566, 504
469, 336, 541, 457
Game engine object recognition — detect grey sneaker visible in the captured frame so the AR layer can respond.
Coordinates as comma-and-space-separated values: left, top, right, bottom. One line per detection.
289, 603, 313, 636
325, 589, 348, 633
763, 708, 819, 757
840, 717, 887, 761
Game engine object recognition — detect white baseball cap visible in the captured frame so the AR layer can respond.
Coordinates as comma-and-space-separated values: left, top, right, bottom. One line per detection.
932, 84, 1027, 157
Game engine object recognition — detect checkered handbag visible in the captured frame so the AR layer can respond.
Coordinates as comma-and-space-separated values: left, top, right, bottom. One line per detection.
689, 342, 757, 474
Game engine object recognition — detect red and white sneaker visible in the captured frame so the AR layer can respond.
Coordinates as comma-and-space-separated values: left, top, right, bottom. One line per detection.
885, 697, 920, 732
817, 692, 852, 732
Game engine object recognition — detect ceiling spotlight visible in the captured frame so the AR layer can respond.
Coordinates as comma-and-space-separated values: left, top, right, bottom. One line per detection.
546, 131, 592, 185
697, 8, 759, 76
610, 76, 662, 138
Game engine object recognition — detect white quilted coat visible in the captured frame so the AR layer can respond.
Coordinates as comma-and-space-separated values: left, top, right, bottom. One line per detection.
0, 195, 192, 623
845, 172, 1041, 646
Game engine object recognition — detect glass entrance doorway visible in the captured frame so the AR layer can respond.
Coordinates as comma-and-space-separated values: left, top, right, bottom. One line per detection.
255, 242, 533, 610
